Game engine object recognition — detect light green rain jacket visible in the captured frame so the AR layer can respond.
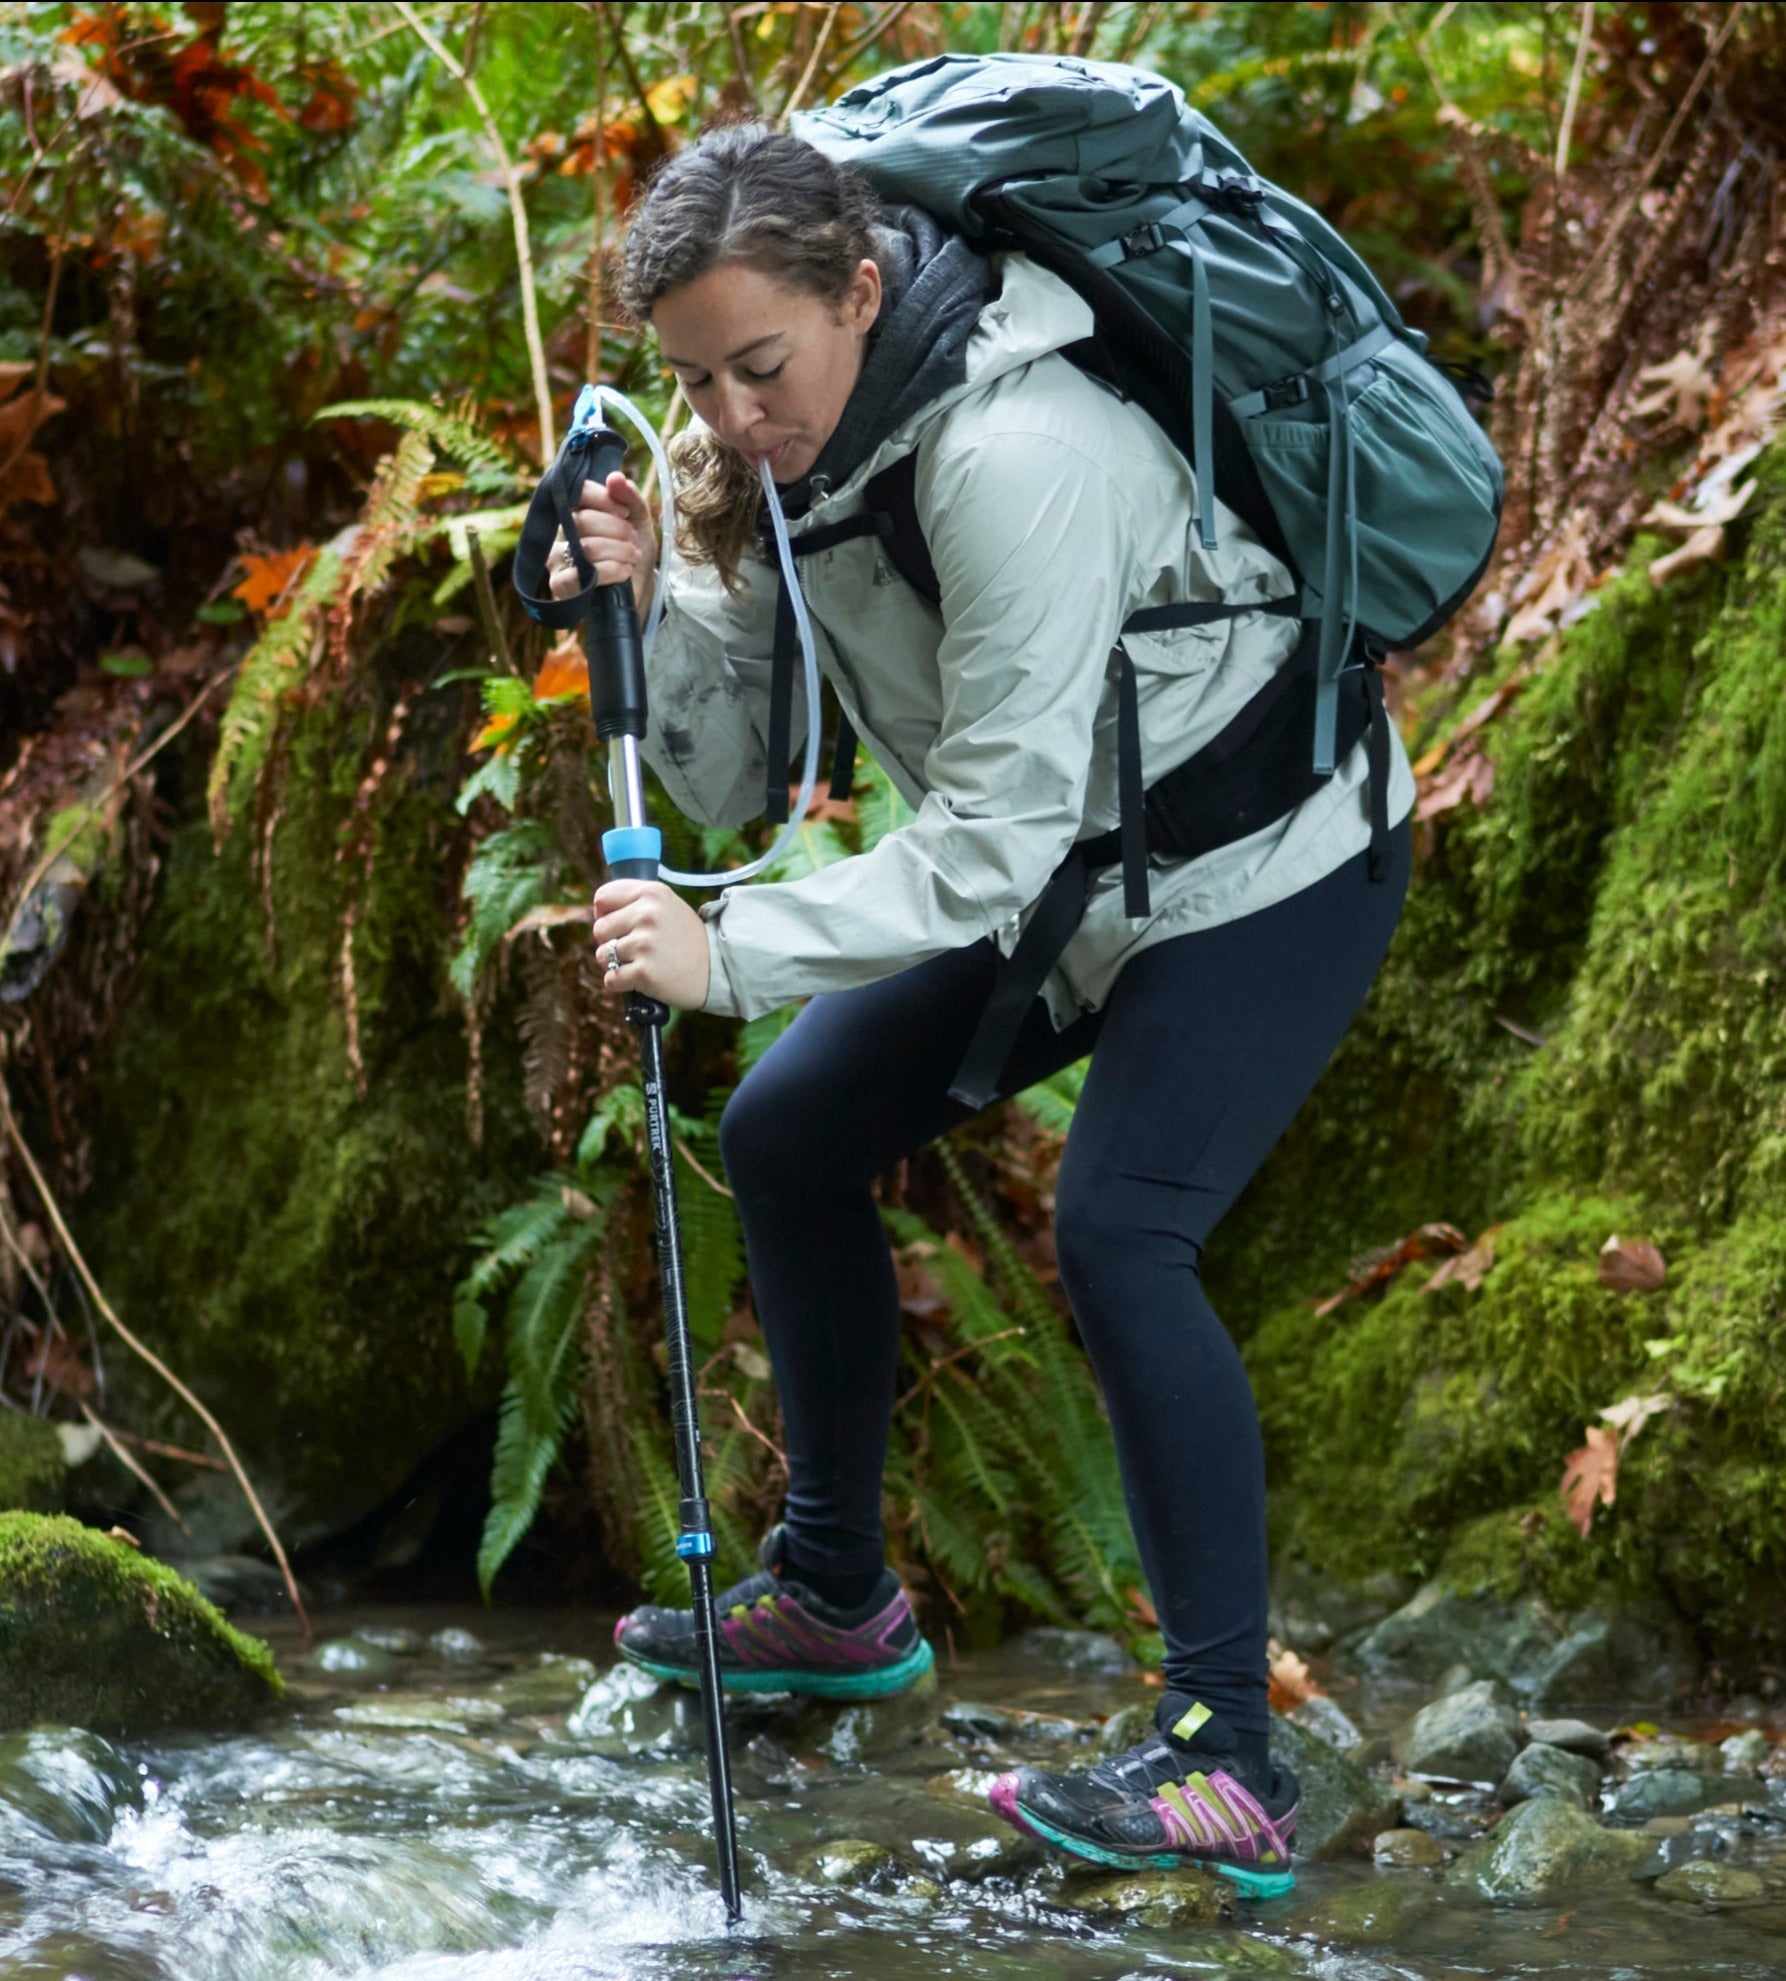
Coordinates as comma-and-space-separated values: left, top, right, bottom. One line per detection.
642, 254, 1415, 1029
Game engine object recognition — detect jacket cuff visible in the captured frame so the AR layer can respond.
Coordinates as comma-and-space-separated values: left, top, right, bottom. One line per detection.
698, 897, 744, 1018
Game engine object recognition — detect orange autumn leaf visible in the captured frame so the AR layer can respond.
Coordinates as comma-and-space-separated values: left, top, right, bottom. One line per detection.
234, 545, 317, 615
533, 646, 589, 701
471, 709, 518, 753
1560, 1423, 1620, 1537
1268, 1639, 1321, 1713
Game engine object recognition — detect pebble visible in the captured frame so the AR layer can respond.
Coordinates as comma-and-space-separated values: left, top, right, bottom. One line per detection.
1054, 1867, 1227, 1926
428, 1627, 484, 1662
1721, 1729, 1773, 1774
1623, 1735, 1718, 1773
1500, 1740, 1602, 1812
1612, 1768, 1710, 1819
1372, 1826, 1445, 1867
1289, 1693, 1364, 1751
1097, 1703, 1154, 1756
800, 1838, 939, 1898
1395, 1679, 1525, 1786
1654, 1859, 1768, 1907
1525, 1717, 1610, 1759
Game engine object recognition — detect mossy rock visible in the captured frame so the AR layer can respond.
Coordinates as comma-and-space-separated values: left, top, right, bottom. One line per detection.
0, 1513, 283, 1734
74, 663, 538, 1551
0, 1416, 65, 1513
1215, 446, 1786, 1655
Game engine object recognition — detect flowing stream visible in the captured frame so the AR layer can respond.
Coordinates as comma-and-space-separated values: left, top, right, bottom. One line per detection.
2, 1604, 1783, 1979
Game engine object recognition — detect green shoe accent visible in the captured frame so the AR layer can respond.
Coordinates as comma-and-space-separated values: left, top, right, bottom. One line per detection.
1013, 1802, 1295, 1898
620, 1634, 935, 1701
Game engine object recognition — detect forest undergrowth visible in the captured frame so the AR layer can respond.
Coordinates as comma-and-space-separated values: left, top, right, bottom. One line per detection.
4, 0, 1786, 1664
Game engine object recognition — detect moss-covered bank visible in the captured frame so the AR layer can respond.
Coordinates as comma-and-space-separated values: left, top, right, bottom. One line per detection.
1216, 443, 1786, 1654
0, 1513, 281, 1733
74, 643, 536, 1551
0, 1415, 64, 1513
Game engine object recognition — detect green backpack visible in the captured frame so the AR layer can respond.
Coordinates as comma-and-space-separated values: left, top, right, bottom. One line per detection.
795, 50, 1503, 771
788, 52, 1503, 1107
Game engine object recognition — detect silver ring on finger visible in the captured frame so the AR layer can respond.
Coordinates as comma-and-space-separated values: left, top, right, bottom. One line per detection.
603, 939, 623, 974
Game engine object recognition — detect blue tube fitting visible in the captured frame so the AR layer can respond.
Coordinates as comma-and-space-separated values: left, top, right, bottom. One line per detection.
603, 826, 662, 870
676, 1532, 715, 1559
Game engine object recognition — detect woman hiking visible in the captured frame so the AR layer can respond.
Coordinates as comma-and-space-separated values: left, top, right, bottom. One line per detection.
548, 122, 1414, 1897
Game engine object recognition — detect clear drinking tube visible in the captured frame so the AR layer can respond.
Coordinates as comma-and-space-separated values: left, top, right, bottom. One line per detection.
593, 387, 821, 889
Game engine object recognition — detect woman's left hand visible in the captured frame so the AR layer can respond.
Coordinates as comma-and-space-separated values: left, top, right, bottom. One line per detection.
591, 880, 711, 1009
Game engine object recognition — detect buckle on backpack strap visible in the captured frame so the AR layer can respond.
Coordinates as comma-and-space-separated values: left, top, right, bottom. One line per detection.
1196, 169, 1266, 212
1120, 220, 1170, 259
1262, 374, 1312, 412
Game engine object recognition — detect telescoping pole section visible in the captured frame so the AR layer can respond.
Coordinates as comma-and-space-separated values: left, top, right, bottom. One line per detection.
571, 401, 744, 1923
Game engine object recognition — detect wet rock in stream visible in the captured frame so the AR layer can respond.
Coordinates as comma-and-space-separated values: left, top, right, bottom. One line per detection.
1394, 1679, 1525, 1786
1444, 1793, 1649, 1902
1372, 1826, 1446, 1867
1270, 1707, 1401, 1858
1053, 1865, 1229, 1926
799, 1836, 940, 1897
1350, 1579, 1698, 1706
1499, 1740, 1602, 1810
1654, 1859, 1769, 1907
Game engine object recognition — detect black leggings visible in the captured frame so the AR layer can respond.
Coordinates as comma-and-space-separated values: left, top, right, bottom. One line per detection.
718, 823, 1409, 1743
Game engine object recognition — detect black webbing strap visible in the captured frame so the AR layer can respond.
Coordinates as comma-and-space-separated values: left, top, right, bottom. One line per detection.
829, 712, 858, 804
1110, 594, 1302, 919
1364, 657, 1390, 882
949, 619, 1385, 1112
1114, 648, 1148, 918
513, 429, 605, 630
760, 505, 891, 822
948, 847, 1096, 1110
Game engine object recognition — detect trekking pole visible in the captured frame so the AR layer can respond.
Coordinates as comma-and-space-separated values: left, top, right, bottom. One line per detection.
537, 388, 744, 1924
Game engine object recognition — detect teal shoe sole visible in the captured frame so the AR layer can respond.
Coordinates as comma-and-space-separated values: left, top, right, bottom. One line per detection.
1012, 1801, 1296, 1900
620, 1634, 935, 1701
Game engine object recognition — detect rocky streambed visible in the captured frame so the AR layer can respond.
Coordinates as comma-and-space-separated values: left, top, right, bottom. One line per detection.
3, 1575, 1786, 1980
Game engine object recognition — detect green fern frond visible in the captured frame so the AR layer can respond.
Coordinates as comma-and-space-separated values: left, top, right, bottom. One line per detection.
1014, 1058, 1088, 1136
633, 1433, 689, 1604
317, 398, 522, 492
206, 538, 344, 833
476, 1376, 573, 1600
451, 820, 554, 995
673, 1143, 745, 1353
855, 756, 915, 852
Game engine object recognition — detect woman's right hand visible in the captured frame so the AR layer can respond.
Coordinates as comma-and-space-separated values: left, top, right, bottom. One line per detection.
549, 469, 659, 619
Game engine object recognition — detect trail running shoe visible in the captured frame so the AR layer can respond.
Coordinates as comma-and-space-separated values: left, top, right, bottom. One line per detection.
988, 1696, 1299, 1899
614, 1526, 935, 1701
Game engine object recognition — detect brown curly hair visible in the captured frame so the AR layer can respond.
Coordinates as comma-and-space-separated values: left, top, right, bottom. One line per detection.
619, 123, 887, 590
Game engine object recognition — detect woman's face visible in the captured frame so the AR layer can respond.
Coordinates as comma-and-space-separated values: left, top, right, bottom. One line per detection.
652, 256, 881, 485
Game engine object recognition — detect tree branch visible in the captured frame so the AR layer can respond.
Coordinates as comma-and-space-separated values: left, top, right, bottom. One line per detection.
395, 1, 554, 459
0, 1079, 311, 1641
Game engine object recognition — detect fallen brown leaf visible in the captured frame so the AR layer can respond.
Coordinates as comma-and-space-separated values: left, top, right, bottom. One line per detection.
1598, 1235, 1666, 1293
1599, 1392, 1672, 1444
1560, 1423, 1620, 1537
1314, 1223, 1467, 1317
1415, 747, 1495, 821
1426, 1228, 1499, 1293
1648, 525, 1727, 587
1268, 1638, 1321, 1713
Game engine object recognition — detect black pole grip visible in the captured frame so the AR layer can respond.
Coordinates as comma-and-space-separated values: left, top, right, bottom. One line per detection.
578, 427, 649, 743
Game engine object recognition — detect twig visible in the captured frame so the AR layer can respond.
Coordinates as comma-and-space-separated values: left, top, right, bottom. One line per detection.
1112, 1, 1167, 64
1405, 9, 1522, 316
1, 664, 237, 972
894, 1326, 1026, 1413
1067, 1, 1113, 58
593, 5, 669, 158
103, 1426, 228, 1471
78, 1400, 190, 1534
674, 1136, 735, 1199
1554, 0, 1594, 184
465, 528, 517, 675
777, 2, 843, 122
1571, 5, 1740, 298
0, 1081, 311, 1642
726, 5, 762, 113
396, 2, 554, 459
714, 1389, 787, 1472
808, 1, 916, 103
587, 6, 610, 385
